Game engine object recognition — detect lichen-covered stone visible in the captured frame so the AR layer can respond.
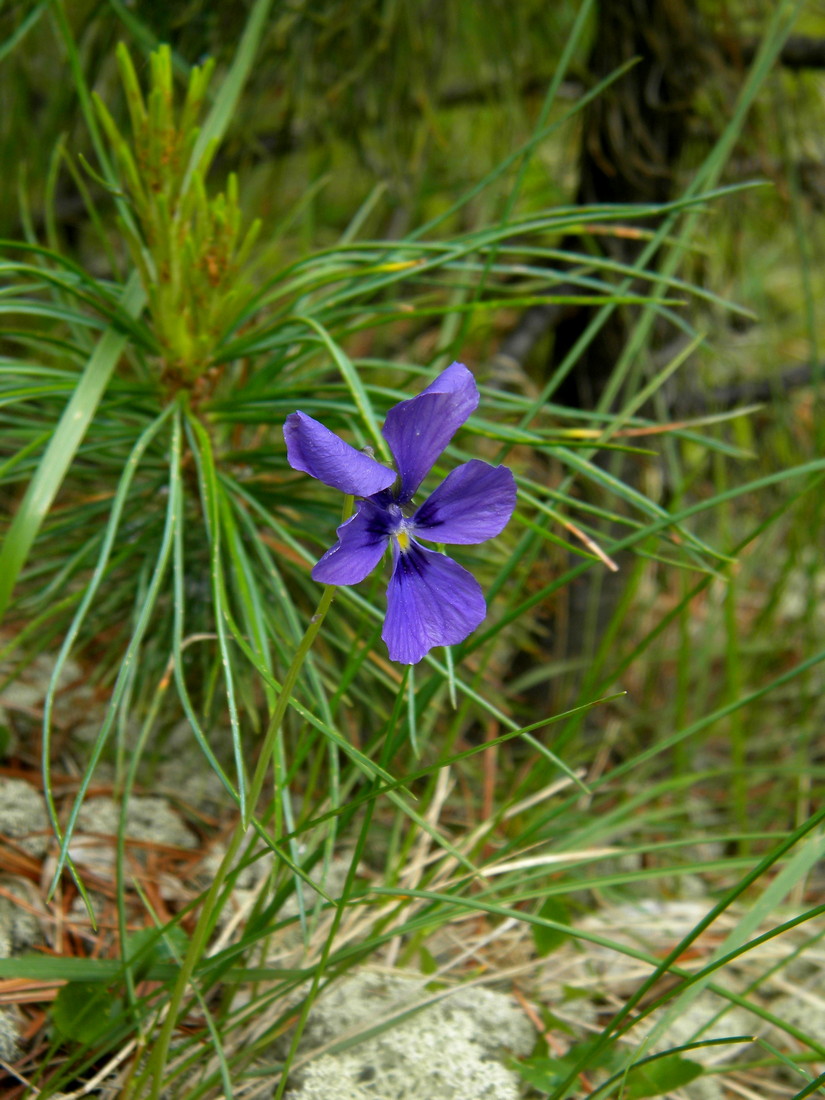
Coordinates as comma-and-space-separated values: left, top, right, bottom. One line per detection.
284, 971, 534, 1100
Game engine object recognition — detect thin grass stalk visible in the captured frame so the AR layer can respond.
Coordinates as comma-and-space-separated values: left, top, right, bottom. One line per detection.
270, 769, 389, 1100
470, 456, 825, 653
583, 1037, 755, 1100
41, 401, 176, 907
116, 662, 178, 1027
548, 805, 825, 1097
185, 411, 248, 818
453, 0, 598, 350
139, 558, 342, 1095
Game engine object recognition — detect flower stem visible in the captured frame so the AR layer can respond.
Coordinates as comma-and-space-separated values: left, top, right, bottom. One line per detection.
140, 580, 338, 1098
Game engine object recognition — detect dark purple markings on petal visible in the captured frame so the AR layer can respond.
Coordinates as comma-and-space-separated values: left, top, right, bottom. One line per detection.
382, 542, 487, 664
381, 362, 479, 501
284, 411, 395, 497
412, 460, 517, 545
312, 500, 393, 585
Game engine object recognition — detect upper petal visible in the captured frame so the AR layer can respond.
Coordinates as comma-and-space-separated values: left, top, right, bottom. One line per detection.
381, 362, 479, 501
312, 499, 393, 585
412, 460, 517, 545
382, 542, 487, 664
284, 411, 396, 497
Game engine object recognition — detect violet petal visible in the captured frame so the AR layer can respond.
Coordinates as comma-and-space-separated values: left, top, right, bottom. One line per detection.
312, 500, 393, 585
412, 460, 517, 544
284, 411, 395, 497
382, 542, 487, 663
381, 362, 479, 501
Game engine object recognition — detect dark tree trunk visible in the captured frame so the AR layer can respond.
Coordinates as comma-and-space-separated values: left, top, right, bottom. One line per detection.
550, 0, 710, 409
520, 0, 715, 713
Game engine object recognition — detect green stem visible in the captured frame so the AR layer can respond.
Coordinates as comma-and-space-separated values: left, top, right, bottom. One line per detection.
140, 583, 338, 1098
248, 583, 338, 820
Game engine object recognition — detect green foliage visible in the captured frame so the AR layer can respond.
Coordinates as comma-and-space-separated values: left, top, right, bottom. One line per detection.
516, 1043, 710, 1098
532, 896, 572, 956
52, 980, 129, 1046
50, 925, 188, 1047
514, 1037, 623, 1093
622, 1055, 704, 1099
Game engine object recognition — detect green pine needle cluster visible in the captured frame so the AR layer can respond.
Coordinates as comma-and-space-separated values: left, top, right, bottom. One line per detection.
94, 44, 261, 388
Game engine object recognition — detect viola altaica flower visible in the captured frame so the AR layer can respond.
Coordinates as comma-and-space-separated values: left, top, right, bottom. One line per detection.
283, 363, 516, 664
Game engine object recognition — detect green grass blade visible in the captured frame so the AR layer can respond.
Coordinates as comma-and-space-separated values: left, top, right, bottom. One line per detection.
0, 272, 145, 623
185, 410, 248, 819
182, 0, 274, 188
45, 406, 181, 899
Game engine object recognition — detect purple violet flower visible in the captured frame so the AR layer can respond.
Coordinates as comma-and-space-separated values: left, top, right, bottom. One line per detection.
283, 362, 517, 664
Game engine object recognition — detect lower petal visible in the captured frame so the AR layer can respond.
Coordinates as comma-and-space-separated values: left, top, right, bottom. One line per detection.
312, 500, 391, 585
382, 543, 486, 664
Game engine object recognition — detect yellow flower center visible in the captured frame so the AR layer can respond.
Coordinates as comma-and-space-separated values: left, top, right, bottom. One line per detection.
396, 528, 411, 552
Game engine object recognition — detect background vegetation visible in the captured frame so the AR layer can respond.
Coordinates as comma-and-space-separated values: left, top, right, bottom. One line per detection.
1, 0, 825, 1096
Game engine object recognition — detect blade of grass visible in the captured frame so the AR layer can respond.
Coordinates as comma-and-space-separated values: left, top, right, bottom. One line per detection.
44, 403, 181, 903
182, 0, 274, 189
185, 411, 248, 819
0, 272, 145, 623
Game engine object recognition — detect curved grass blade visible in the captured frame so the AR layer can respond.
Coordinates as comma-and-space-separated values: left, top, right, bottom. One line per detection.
182, 0, 274, 190
0, 273, 145, 624
288, 314, 390, 461
0, 0, 49, 62
44, 405, 181, 903
184, 411, 247, 819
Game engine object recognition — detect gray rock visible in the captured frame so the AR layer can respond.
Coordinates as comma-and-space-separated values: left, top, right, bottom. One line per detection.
70, 795, 197, 877
0, 777, 49, 858
0, 881, 42, 1066
0, 877, 41, 1001
157, 758, 229, 817
768, 991, 825, 1041
0, 891, 40, 956
681, 1077, 727, 1100
76, 795, 197, 850
0, 1006, 19, 1062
